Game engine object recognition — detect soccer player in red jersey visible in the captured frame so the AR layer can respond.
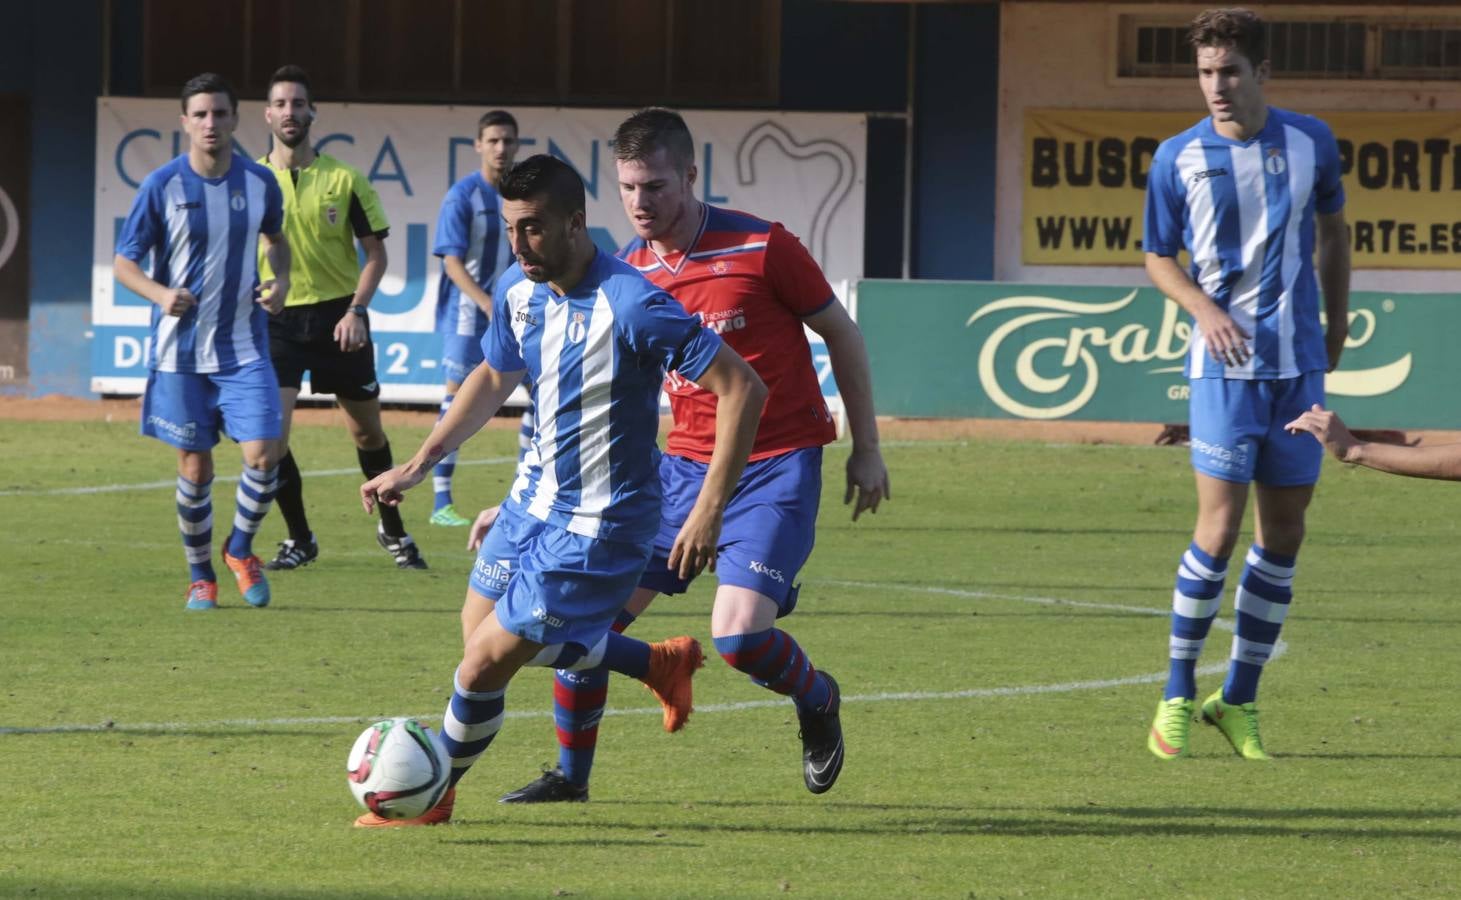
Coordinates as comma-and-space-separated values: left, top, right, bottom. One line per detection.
498, 107, 888, 802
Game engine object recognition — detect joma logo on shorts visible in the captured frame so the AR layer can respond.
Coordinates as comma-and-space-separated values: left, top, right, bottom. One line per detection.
531, 605, 566, 628
749, 560, 785, 583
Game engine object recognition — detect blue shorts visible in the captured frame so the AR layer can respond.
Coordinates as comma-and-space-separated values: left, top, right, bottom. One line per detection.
441, 332, 485, 386
140, 357, 282, 451
1188, 373, 1325, 486
639, 447, 822, 614
469, 502, 653, 651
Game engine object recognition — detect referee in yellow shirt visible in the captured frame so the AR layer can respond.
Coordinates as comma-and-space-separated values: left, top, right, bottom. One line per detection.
257, 65, 426, 571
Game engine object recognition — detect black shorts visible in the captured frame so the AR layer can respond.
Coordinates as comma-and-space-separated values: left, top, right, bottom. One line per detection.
268, 296, 381, 401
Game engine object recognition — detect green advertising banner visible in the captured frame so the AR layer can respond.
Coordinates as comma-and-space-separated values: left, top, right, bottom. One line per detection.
860, 281, 1458, 429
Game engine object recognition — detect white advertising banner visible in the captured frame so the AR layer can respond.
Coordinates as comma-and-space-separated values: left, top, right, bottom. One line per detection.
90, 97, 866, 406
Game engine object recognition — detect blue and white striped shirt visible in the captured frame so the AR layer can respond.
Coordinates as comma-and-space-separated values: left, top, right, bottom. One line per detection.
1144, 107, 1345, 379
483, 250, 723, 542
433, 172, 511, 339
116, 155, 284, 374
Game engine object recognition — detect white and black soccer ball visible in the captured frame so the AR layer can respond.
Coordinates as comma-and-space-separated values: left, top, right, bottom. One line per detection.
346, 717, 450, 819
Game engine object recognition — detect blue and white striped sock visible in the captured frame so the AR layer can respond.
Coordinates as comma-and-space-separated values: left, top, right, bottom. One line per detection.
1223, 545, 1295, 705
176, 476, 214, 582
1164, 542, 1228, 701
225, 464, 278, 558
433, 394, 456, 511
438, 669, 506, 788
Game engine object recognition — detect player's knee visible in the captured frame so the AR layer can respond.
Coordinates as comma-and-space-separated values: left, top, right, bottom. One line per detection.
456, 650, 512, 693
1193, 523, 1242, 558
244, 446, 279, 472
1258, 522, 1305, 556
178, 451, 213, 485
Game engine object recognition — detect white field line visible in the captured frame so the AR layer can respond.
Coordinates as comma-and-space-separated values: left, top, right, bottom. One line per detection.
0, 456, 521, 497
0, 580, 1279, 736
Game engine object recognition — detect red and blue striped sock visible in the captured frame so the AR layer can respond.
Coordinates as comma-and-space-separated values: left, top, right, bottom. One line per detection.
713, 629, 832, 713
553, 610, 637, 786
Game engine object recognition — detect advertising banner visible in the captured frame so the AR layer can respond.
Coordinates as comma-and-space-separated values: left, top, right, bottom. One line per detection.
91, 98, 866, 404
1023, 108, 1461, 268
861, 280, 1456, 430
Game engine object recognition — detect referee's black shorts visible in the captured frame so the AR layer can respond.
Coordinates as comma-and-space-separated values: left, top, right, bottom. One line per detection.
268, 296, 381, 401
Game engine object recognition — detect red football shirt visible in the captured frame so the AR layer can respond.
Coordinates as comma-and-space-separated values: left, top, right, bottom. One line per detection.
620, 205, 838, 462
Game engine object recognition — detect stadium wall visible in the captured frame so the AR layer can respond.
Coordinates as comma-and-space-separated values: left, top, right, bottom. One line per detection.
0, 2, 102, 397
995, 1, 1461, 292
0, 1, 1003, 399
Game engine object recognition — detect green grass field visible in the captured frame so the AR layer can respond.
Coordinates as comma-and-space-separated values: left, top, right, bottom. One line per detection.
3, 417, 1459, 898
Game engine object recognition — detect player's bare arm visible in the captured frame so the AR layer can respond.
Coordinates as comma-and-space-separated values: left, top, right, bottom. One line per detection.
443, 254, 495, 316
113, 255, 197, 316
256, 231, 291, 315
1144, 251, 1250, 366
1315, 211, 1351, 372
361, 360, 526, 513
1286, 404, 1461, 481
333, 234, 386, 351
805, 300, 890, 520
668, 344, 767, 581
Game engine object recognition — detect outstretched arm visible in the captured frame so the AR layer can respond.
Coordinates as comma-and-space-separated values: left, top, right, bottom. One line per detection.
361, 361, 526, 512
667, 345, 767, 580
1286, 404, 1461, 481
805, 300, 889, 520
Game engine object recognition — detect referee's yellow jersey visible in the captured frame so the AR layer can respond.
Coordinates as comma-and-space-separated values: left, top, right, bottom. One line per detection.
258, 153, 390, 307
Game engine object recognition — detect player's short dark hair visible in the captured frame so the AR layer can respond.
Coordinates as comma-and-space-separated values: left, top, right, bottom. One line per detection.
1188, 8, 1267, 67
478, 110, 519, 138
499, 155, 586, 218
180, 73, 237, 114
268, 64, 314, 105
613, 107, 695, 172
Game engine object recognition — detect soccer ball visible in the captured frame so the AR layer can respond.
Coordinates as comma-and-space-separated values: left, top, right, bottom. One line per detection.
346, 717, 451, 819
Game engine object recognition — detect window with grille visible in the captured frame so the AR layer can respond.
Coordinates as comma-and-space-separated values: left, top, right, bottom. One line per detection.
1119, 16, 1461, 81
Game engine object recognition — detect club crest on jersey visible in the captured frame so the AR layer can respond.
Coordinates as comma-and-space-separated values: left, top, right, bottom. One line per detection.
567, 311, 588, 343
709, 260, 732, 275
325, 205, 338, 225
1264, 148, 1286, 176
229, 190, 246, 212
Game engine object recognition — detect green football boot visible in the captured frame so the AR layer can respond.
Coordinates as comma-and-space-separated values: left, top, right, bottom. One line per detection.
1201, 690, 1270, 760
1147, 696, 1194, 760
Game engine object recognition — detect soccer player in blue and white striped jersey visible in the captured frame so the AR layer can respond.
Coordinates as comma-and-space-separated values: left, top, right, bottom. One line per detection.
1143, 8, 1350, 761
353, 155, 766, 826
428, 110, 535, 527
113, 73, 292, 612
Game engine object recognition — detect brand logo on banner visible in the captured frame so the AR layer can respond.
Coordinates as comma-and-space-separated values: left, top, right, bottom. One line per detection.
861, 281, 1446, 429
964, 290, 1410, 420
1023, 108, 1461, 269
90, 98, 865, 403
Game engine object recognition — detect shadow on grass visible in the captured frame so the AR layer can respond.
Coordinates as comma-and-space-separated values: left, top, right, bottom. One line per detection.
1052, 804, 1461, 821
468, 811, 1461, 842
442, 836, 702, 849
1275, 752, 1461, 761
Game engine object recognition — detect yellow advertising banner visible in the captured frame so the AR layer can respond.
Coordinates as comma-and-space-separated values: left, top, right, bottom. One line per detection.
1023, 108, 1461, 269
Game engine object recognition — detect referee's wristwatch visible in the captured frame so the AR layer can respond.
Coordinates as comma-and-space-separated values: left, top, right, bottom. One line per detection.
348, 304, 368, 318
